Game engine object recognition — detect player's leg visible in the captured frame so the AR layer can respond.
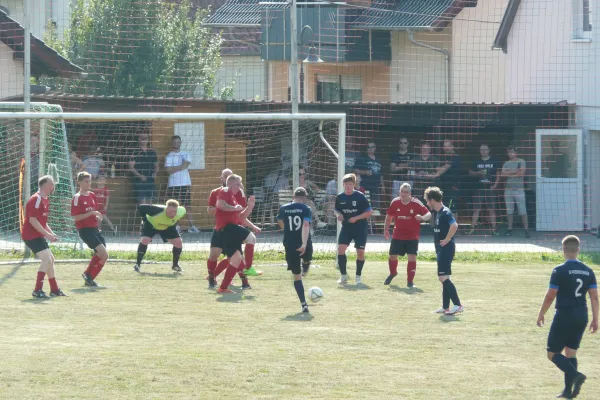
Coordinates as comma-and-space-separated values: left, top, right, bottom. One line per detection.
167, 237, 184, 272
90, 242, 109, 282
354, 225, 368, 284
134, 236, 153, 272
286, 247, 308, 312
80, 228, 106, 286
218, 225, 251, 292
407, 250, 417, 288
301, 242, 313, 277
243, 232, 263, 276
207, 229, 223, 287
32, 244, 52, 298
337, 241, 349, 284
441, 244, 462, 315
44, 250, 66, 296
219, 250, 243, 293
560, 312, 589, 397
385, 239, 399, 285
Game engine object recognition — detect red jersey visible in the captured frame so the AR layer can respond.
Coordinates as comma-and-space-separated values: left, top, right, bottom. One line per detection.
71, 192, 99, 229
387, 197, 429, 240
214, 188, 243, 230
22, 192, 50, 240
209, 186, 246, 229
93, 187, 110, 213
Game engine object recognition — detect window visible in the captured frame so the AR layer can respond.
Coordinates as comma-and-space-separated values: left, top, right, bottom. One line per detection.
584, 0, 592, 31
574, 0, 593, 39
316, 75, 362, 102
174, 123, 205, 170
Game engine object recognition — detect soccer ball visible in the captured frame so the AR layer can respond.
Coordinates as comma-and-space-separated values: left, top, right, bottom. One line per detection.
308, 287, 324, 302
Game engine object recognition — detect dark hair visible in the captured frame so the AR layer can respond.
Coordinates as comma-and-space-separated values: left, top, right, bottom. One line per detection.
507, 145, 516, 152
294, 187, 308, 197
172, 135, 182, 141
424, 186, 443, 202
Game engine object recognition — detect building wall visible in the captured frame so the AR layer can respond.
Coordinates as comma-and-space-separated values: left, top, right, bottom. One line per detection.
0, 41, 24, 100
268, 61, 290, 102
389, 29, 452, 103
1, 0, 71, 40
452, 0, 508, 103
216, 56, 267, 101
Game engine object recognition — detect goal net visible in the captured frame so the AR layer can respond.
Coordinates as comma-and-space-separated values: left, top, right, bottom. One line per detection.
0, 111, 345, 257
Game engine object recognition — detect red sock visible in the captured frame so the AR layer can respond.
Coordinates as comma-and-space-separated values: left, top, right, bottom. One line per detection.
407, 261, 417, 283
244, 244, 255, 269
220, 264, 238, 290
388, 259, 398, 276
85, 255, 100, 275
91, 260, 105, 279
35, 271, 45, 291
237, 261, 247, 278
48, 277, 59, 292
207, 260, 217, 275
214, 259, 229, 277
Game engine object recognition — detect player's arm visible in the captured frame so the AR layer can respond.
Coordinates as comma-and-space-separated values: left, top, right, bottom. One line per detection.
537, 288, 558, 327
29, 217, 56, 240
239, 196, 256, 220
72, 211, 101, 221
384, 214, 393, 240
103, 193, 110, 210
138, 204, 163, 218
589, 287, 599, 333
216, 199, 242, 212
242, 218, 261, 233
441, 220, 458, 244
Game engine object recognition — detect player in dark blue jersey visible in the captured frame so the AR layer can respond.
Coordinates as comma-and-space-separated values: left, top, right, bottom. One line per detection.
335, 174, 373, 285
278, 187, 313, 313
424, 186, 463, 316
537, 235, 598, 399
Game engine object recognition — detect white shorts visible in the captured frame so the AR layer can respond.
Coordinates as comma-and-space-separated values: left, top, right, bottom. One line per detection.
504, 189, 527, 216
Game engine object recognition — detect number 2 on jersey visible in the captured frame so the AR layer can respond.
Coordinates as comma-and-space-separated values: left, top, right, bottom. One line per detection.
575, 278, 584, 298
288, 215, 302, 231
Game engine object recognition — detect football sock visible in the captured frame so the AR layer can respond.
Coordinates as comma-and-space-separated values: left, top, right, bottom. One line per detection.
237, 261, 247, 278
207, 260, 217, 275
337, 255, 347, 275
388, 259, 398, 276
85, 255, 100, 276
565, 358, 578, 389
220, 264, 238, 290
48, 277, 59, 292
302, 261, 310, 274
442, 280, 451, 309
407, 261, 417, 283
136, 243, 148, 265
214, 259, 229, 277
443, 279, 461, 306
356, 260, 365, 276
91, 260, 105, 279
244, 244, 255, 269
294, 280, 306, 304
35, 271, 45, 291
172, 246, 182, 266
552, 354, 578, 379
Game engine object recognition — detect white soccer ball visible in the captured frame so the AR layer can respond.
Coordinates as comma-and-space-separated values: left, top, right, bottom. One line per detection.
308, 287, 324, 302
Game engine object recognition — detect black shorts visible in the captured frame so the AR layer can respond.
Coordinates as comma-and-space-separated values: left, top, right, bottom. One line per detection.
389, 239, 419, 256
285, 242, 313, 275
141, 218, 180, 243
134, 180, 155, 202
338, 223, 368, 249
547, 309, 589, 353
221, 224, 250, 258
210, 229, 223, 249
473, 187, 497, 210
78, 227, 106, 250
23, 237, 49, 254
166, 185, 191, 207
436, 241, 455, 276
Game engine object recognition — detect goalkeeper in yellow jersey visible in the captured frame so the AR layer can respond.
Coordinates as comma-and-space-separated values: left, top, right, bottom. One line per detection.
133, 199, 186, 273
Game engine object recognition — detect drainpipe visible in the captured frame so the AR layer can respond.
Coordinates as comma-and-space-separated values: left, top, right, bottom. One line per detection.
408, 29, 450, 103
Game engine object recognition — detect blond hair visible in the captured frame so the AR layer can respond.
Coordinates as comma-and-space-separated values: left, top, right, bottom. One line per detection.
77, 171, 92, 182
342, 173, 356, 184
166, 199, 180, 208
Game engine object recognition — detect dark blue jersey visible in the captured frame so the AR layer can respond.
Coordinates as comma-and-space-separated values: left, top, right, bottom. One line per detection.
433, 206, 456, 245
335, 190, 372, 227
550, 260, 597, 310
277, 202, 312, 248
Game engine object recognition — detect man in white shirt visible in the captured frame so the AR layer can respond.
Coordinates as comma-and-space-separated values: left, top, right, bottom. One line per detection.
165, 136, 200, 233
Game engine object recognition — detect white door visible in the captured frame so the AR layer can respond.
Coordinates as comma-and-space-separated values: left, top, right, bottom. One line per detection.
536, 129, 583, 231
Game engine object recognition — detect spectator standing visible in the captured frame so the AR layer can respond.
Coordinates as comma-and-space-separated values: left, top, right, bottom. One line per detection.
468, 144, 500, 235
345, 136, 362, 175
82, 147, 105, 178
165, 135, 200, 233
409, 143, 439, 203
93, 174, 117, 235
129, 134, 158, 204
501, 145, 530, 237
70, 145, 84, 178
390, 137, 414, 197
354, 141, 384, 210
299, 168, 327, 230
433, 140, 461, 214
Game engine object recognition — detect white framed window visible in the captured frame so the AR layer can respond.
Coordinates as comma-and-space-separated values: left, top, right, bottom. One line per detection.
573, 0, 593, 40
316, 75, 362, 102
173, 122, 205, 170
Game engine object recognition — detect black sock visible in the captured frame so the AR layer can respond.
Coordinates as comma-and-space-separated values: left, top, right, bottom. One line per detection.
356, 260, 365, 276
136, 243, 148, 264
565, 358, 578, 390
172, 246, 182, 266
442, 280, 451, 309
552, 354, 578, 380
302, 261, 310, 275
444, 279, 461, 306
294, 280, 306, 304
338, 255, 347, 275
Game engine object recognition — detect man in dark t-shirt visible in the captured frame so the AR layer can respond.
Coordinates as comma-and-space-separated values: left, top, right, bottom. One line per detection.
390, 136, 414, 197
433, 140, 461, 214
468, 144, 500, 235
354, 141, 383, 210
129, 134, 158, 204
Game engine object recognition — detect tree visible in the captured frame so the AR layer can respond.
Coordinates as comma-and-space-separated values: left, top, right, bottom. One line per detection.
43, 0, 231, 99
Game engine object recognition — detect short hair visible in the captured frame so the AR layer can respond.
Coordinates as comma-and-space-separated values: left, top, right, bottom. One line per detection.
77, 171, 91, 182
342, 173, 356, 184
424, 186, 443, 202
562, 235, 580, 253
400, 182, 412, 192
226, 174, 242, 185
166, 199, 180, 208
294, 187, 308, 197
507, 145, 516, 152
480, 143, 489, 149
172, 135, 181, 141
38, 175, 54, 188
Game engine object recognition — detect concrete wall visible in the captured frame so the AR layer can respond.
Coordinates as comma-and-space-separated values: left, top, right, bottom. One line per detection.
0, 41, 24, 100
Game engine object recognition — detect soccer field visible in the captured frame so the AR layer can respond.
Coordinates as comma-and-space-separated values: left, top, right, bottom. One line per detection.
1, 260, 599, 399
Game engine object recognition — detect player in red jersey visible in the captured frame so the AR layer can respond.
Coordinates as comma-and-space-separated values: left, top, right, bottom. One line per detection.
93, 174, 117, 235
71, 172, 109, 287
384, 182, 431, 288
206, 168, 261, 289
22, 175, 67, 298
215, 174, 256, 293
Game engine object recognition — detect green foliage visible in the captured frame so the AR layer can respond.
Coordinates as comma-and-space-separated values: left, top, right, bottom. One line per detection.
42, 0, 225, 98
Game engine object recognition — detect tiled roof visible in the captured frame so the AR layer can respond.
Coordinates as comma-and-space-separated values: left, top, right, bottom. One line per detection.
352, 0, 477, 31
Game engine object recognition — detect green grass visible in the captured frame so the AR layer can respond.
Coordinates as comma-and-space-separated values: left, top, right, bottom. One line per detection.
1, 260, 599, 399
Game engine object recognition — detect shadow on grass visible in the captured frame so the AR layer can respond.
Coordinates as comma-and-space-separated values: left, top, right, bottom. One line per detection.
439, 315, 461, 323
389, 285, 424, 294
337, 283, 372, 291
138, 272, 180, 279
70, 286, 109, 294
0, 261, 25, 288
216, 292, 244, 303
21, 297, 51, 304
282, 312, 314, 321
